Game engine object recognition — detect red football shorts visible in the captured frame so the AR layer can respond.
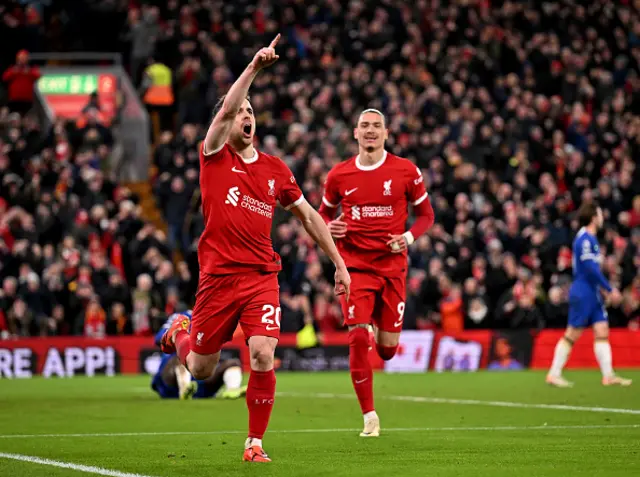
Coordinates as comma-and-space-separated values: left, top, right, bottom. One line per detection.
190, 271, 281, 355
340, 270, 406, 332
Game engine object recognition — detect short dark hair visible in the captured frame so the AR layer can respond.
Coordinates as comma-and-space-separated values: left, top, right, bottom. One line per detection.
577, 201, 600, 227
213, 94, 251, 116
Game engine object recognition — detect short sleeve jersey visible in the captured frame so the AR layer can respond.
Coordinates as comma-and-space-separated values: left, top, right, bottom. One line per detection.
322, 150, 428, 275
198, 143, 304, 275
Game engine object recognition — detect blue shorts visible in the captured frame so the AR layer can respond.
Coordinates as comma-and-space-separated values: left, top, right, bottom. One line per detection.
151, 354, 214, 399
568, 294, 608, 328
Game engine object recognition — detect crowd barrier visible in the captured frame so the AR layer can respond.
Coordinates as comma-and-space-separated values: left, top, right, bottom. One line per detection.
1, 329, 638, 378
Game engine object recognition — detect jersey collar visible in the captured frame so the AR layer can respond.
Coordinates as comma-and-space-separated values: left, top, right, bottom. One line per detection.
239, 149, 258, 164
355, 150, 387, 171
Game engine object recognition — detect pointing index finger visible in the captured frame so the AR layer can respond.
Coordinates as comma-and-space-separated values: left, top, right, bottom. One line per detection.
269, 34, 281, 49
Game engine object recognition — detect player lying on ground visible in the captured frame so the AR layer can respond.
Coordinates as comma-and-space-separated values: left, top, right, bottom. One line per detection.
319, 108, 435, 437
152, 311, 246, 400
547, 202, 632, 387
160, 35, 350, 463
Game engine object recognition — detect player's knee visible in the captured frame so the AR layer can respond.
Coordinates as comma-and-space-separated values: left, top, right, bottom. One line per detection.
188, 355, 218, 380
376, 343, 398, 361
564, 328, 582, 343
593, 322, 609, 341
190, 362, 212, 380
250, 347, 274, 371
348, 327, 370, 349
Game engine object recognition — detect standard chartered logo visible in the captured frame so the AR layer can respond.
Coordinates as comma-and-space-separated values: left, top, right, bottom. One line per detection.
225, 186, 273, 218
351, 204, 393, 220
225, 186, 240, 206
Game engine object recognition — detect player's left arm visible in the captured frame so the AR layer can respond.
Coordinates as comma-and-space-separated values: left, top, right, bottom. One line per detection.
276, 168, 350, 299
579, 238, 613, 293
579, 238, 622, 303
387, 165, 435, 253
289, 200, 351, 301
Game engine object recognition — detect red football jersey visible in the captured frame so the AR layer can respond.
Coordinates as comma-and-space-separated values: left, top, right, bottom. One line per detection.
322, 151, 428, 275
198, 143, 304, 275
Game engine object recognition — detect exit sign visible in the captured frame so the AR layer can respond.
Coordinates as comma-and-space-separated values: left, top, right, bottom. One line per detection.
37, 72, 117, 120
38, 74, 99, 95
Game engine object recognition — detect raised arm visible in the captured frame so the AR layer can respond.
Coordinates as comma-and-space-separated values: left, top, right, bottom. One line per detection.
203, 34, 280, 155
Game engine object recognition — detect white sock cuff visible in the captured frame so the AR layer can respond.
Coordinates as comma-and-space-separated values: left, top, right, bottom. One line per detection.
246, 437, 262, 448
363, 410, 378, 422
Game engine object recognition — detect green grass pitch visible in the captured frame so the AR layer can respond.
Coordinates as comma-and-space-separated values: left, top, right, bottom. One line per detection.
1, 371, 639, 476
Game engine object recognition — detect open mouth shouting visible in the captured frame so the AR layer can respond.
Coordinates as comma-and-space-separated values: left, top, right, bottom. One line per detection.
242, 122, 252, 138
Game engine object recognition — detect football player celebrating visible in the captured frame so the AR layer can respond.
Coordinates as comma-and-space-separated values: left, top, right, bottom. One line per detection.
319, 109, 435, 437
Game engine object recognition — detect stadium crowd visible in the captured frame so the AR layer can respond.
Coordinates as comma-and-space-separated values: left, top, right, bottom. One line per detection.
1, 0, 640, 339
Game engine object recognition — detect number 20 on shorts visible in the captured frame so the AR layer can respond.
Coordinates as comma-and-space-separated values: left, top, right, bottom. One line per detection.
262, 304, 281, 330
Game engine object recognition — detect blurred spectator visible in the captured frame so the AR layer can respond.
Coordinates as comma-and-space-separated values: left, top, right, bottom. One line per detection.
140, 56, 175, 137
162, 176, 195, 254
123, 6, 160, 85
2, 50, 40, 115
131, 273, 162, 336
82, 297, 107, 338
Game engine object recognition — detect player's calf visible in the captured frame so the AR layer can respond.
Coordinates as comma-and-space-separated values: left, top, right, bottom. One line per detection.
593, 322, 616, 382
348, 326, 379, 436
547, 333, 576, 385
375, 330, 401, 361
349, 327, 374, 412
376, 343, 398, 361
245, 336, 277, 460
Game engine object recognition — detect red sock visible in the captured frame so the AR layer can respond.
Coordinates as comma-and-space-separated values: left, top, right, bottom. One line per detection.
246, 369, 276, 440
376, 343, 398, 361
175, 330, 190, 366
349, 327, 374, 414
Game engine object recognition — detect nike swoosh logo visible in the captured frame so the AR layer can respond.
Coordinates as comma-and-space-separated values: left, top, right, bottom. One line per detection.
355, 378, 368, 384
393, 320, 403, 328
345, 188, 358, 196
265, 325, 279, 331
232, 167, 246, 174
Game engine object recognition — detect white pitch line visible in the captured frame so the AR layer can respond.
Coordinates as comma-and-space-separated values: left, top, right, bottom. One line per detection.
277, 392, 640, 415
134, 389, 640, 415
0, 453, 157, 477
0, 424, 639, 440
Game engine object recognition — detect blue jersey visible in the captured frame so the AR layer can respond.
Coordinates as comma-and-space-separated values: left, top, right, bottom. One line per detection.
568, 228, 611, 328
571, 228, 612, 296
